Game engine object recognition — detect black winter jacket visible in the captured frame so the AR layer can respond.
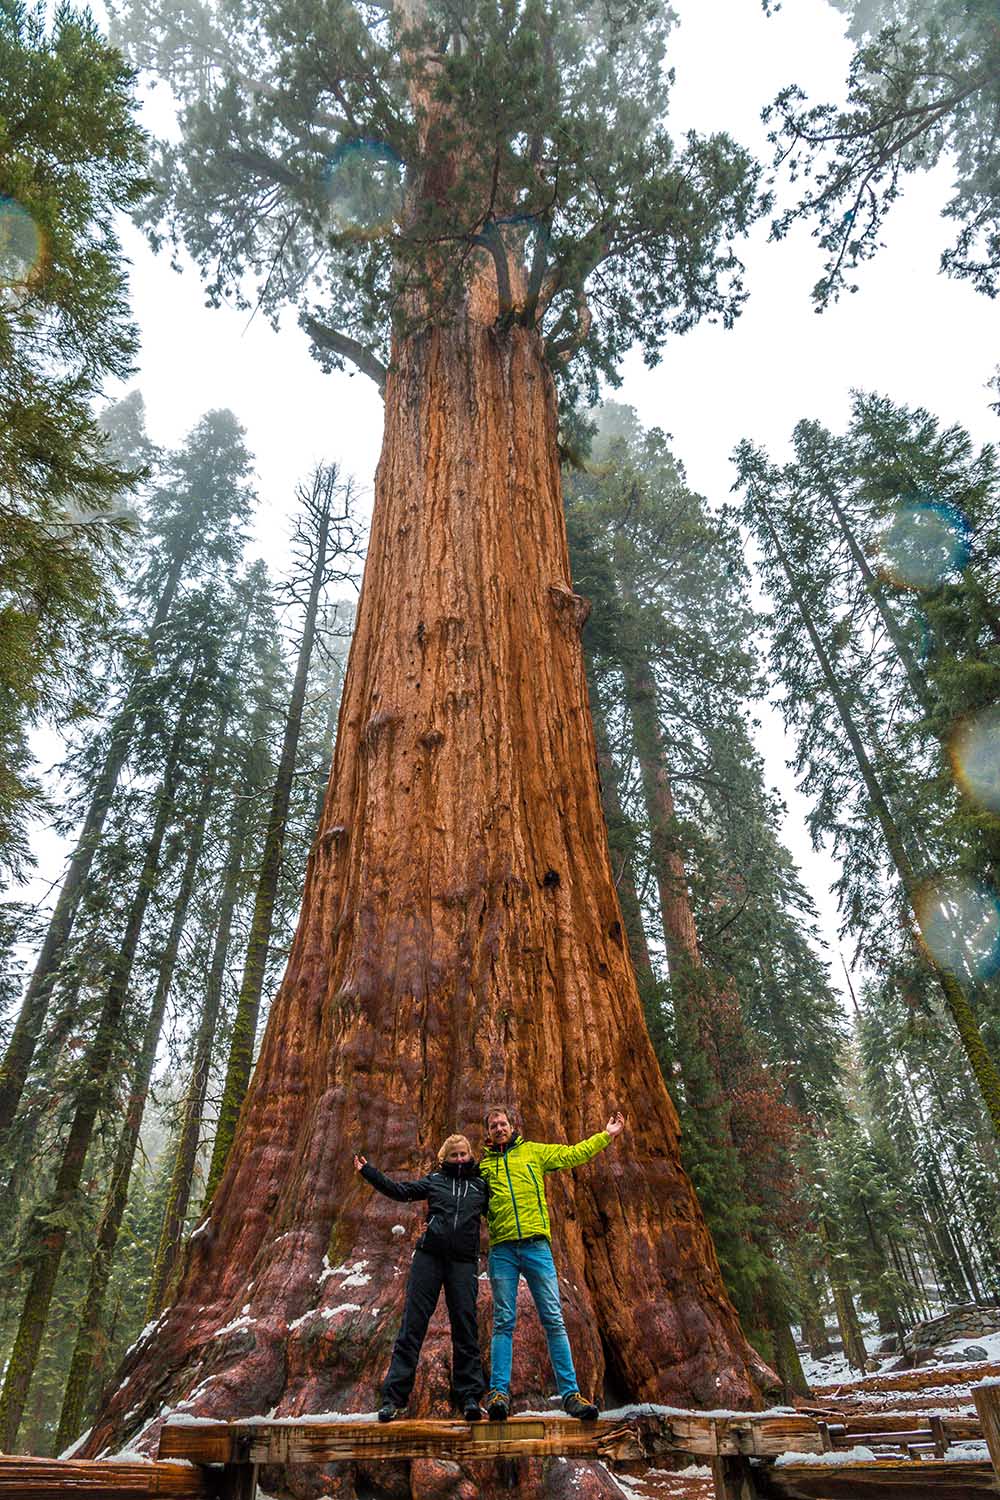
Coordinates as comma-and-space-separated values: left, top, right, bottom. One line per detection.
360, 1159, 488, 1262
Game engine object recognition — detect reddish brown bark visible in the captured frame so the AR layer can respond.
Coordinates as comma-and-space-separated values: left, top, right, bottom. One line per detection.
83, 314, 761, 1494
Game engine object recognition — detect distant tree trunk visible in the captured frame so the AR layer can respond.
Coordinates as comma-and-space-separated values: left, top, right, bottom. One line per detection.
623, 654, 732, 1147
312, 661, 345, 832
752, 492, 1000, 1140
146, 798, 254, 1316
83, 316, 763, 1489
206, 470, 342, 1198
55, 637, 246, 1451
790, 1247, 832, 1359
756, 1275, 810, 1398
819, 1220, 868, 1374
824, 488, 933, 716
0, 665, 201, 1451
0, 527, 196, 1137
585, 664, 655, 992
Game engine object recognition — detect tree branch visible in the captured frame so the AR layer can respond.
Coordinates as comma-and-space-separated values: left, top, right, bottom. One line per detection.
471, 221, 514, 320
302, 314, 388, 393
545, 290, 592, 362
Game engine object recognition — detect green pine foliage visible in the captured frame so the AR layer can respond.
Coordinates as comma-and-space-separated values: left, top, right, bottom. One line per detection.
765, 0, 1000, 304
566, 405, 847, 1350
0, 1, 150, 877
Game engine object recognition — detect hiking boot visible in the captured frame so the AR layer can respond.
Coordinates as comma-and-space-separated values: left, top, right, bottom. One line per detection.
485, 1388, 510, 1421
463, 1400, 483, 1422
563, 1391, 599, 1421
378, 1403, 404, 1423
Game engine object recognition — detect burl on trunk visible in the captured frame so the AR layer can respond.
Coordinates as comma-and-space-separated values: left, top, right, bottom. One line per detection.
82, 311, 763, 1495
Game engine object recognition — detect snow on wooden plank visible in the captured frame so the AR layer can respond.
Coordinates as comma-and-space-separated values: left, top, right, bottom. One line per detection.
0, 1455, 220, 1497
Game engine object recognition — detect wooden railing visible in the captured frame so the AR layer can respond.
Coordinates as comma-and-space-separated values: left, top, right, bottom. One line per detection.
2, 1389, 998, 1499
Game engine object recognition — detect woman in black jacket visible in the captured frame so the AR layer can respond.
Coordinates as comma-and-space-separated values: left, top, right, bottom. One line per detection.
354, 1134, 488, 1422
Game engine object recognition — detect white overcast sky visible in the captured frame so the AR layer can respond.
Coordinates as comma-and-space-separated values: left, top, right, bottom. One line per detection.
24, 0, 1000, 1003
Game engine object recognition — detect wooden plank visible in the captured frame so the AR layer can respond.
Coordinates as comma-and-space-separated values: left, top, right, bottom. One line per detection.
756, 1458, 999, 1500
657, 1415, 826, 1459
0, 1455, 220, 1497
160, 1415, 648, 1466
811, 1413, 981, 1442
975, 1384, 1000, 1481
158, 1427, 234, 1464
710, 1455, 760, 1499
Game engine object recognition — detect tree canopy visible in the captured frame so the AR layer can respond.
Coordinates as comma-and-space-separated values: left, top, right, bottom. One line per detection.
114, 0, 764, 403
0, 0, 149, 877
765, 0, 1000, 306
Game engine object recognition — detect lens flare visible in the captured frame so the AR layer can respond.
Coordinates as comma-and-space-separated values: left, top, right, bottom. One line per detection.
951, 705, 1000, 815
915, 876, 1000, 982
324, 140, 403, 238
880, 498, 970, 591
0, 197, 45, 304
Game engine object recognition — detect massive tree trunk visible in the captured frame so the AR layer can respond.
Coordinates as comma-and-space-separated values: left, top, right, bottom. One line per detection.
83, 315, 761, 1495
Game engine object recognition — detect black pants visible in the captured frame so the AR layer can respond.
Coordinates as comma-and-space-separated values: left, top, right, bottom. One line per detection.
383, 1248, 484, 1406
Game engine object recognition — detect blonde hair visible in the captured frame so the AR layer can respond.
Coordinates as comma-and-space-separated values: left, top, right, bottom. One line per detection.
437, 1133, 472, 1164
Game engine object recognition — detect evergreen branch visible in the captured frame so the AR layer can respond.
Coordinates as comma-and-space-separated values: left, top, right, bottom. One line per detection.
225, 149, 304, 192
546, 291, 593, 362
301, 315, 388, 392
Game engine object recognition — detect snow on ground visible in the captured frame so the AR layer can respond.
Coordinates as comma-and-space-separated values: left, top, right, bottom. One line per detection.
799, 1323, 1000, 1389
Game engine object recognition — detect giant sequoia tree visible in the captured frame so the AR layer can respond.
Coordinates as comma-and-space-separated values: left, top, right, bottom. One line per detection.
82, 2, 768, 1487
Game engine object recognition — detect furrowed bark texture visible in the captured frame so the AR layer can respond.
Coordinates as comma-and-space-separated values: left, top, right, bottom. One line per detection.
84, 318, 759, 1494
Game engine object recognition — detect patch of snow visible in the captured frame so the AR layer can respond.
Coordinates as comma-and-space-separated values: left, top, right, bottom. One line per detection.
976, 1376, 1000, 1388
58, 1427, 92, 1460
948, 1440, 990, 1459
602, 1403, 797, 1421
176, 1376, 219, 1408
124, 1313, 167, 1359
189, 1217, 211, 1240
237, 1410, 379, 1425
340, 1269, 372, 1287
392, 1224, 405, 1236
211, 1313, 256, 1338
318, 1256, 347, 1284
169, 1414, 228, 1427
672, 1465, 712, 1478
775, 1447, 877, 1466
322, 1303, 362, 1317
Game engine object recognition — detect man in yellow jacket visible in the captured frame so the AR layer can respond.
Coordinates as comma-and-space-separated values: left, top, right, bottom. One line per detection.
479, 1105, 625, 1422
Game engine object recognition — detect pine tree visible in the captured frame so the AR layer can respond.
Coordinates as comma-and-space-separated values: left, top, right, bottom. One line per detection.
764, 0, 1000, 304
566, 407, 838, 1376
0, 0, 148, 875
0, 645, 213, 1449
54, 568, 281, 1450
204, 467, 363, 1200
735, 436, 1000, 1139
0, 410, 255, 1140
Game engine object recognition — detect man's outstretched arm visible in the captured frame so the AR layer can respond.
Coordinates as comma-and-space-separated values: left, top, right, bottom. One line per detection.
534, 1111, 625, 1171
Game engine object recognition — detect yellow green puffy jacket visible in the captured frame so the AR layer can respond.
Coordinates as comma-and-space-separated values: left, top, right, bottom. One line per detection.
480, 1132, 610, 1245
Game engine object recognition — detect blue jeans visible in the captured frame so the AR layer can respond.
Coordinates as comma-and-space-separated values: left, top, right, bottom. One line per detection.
488, 1239, 579, 1397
